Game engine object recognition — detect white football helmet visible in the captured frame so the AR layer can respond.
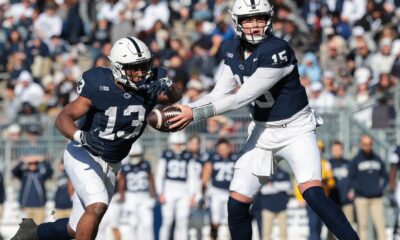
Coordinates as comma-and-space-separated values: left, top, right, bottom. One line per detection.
128, 141, 144, 164
108, 37, 153, 90
168, 131, 187, 145
230, 0, 274, 45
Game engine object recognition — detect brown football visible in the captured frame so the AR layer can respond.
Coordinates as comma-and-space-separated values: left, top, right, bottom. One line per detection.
147, 105, 182, 132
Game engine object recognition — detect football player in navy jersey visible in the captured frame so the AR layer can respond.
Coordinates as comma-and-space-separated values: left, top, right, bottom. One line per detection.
156, 132, 199, 240
202, 138, 237, 240
119, 141, 156, 240
169, 1, 358, 239
11, 37, 181, 240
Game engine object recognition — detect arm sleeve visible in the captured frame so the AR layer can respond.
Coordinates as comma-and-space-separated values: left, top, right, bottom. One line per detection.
213, 65, 294, 115
188, 62, 238, 108
155, 158, 167, 195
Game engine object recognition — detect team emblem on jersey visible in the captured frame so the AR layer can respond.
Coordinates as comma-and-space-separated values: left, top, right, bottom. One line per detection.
124, 93, 132, 99
239, 65, 244, 70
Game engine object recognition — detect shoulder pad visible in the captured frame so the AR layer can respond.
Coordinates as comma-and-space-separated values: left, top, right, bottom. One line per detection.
258, 37, 296, 68
78, 68, 112, 98
163, 150, 174, 159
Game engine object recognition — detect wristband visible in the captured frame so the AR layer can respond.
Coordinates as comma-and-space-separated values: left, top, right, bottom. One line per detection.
73, 130, 82, 144
192, 103, 216, 122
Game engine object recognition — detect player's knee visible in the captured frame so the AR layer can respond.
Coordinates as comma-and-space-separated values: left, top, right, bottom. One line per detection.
85, 202, 108, 219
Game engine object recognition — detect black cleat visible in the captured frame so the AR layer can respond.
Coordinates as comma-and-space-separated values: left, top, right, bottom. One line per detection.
11, 218, 38, 240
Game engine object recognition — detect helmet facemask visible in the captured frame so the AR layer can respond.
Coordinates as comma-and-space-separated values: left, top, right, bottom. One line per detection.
230, 0, 274, 45
111, 58, 153, 91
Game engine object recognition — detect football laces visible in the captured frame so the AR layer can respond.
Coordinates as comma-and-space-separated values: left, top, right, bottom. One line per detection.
165, 111, 181, 117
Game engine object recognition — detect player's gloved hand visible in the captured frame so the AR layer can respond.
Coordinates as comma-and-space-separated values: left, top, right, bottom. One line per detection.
74, 128, 105, 157
146, 77, 173, 99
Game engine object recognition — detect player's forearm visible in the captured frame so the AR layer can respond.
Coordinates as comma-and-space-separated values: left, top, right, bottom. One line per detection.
55, 111, 80, 140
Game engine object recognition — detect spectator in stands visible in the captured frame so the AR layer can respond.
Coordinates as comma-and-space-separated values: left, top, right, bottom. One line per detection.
321, 71, 337, 95
14, 70, 44, 109
54, 160, 73, 219
165, 53, 190, 90
33, 3, 62, 42
97, 0, 126, 25
328, 140, 354, 240
330, 12, 352, 40
9, 0, 34, 23
354, 67, 371, 104
4, 29, 26, 58
341, 0, 367, 25
12, 155, 53, 224
320, 39, 347, 77
371, 93, 396, 129
348, 135, 388, 240
25, 35, 51, 79
298, 52, 322, 83
138, 0, 170, 32
258, 166, 291, 240
110, 10, 134, 45
181, 79, 205, 105
48, 35, 69, 61
308, 81, 336, 113
355, 3, 391, 34
353, 39, 373, 69
372, 73, 396, 95
88, 18, 111, 59
371, 38, 396, 76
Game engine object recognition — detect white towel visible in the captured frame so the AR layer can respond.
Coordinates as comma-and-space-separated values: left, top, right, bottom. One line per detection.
252, 147, 275, 177
311, 108, 324, 127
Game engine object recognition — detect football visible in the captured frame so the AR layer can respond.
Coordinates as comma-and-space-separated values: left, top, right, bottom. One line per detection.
147, 105, 182, 132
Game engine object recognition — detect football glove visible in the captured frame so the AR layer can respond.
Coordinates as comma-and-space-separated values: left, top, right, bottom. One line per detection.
146, 77, 173, 99
75, 128, 105, 157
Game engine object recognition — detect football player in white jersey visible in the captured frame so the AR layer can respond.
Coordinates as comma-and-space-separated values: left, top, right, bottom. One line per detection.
156, 132, 199, 240
119, 141, 156, 240
169, 1, 359, 239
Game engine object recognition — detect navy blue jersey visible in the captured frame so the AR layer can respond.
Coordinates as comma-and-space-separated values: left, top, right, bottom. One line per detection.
76, 67, 166, 163
162, 150, 193, 182
54, 171, 72, 209
222, 36, 308, 121
348, 151, 388, 198
329, 158, 352, 205
121, 161, 151, 193
209, 153, 238, 189
195, 153, 209, 167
